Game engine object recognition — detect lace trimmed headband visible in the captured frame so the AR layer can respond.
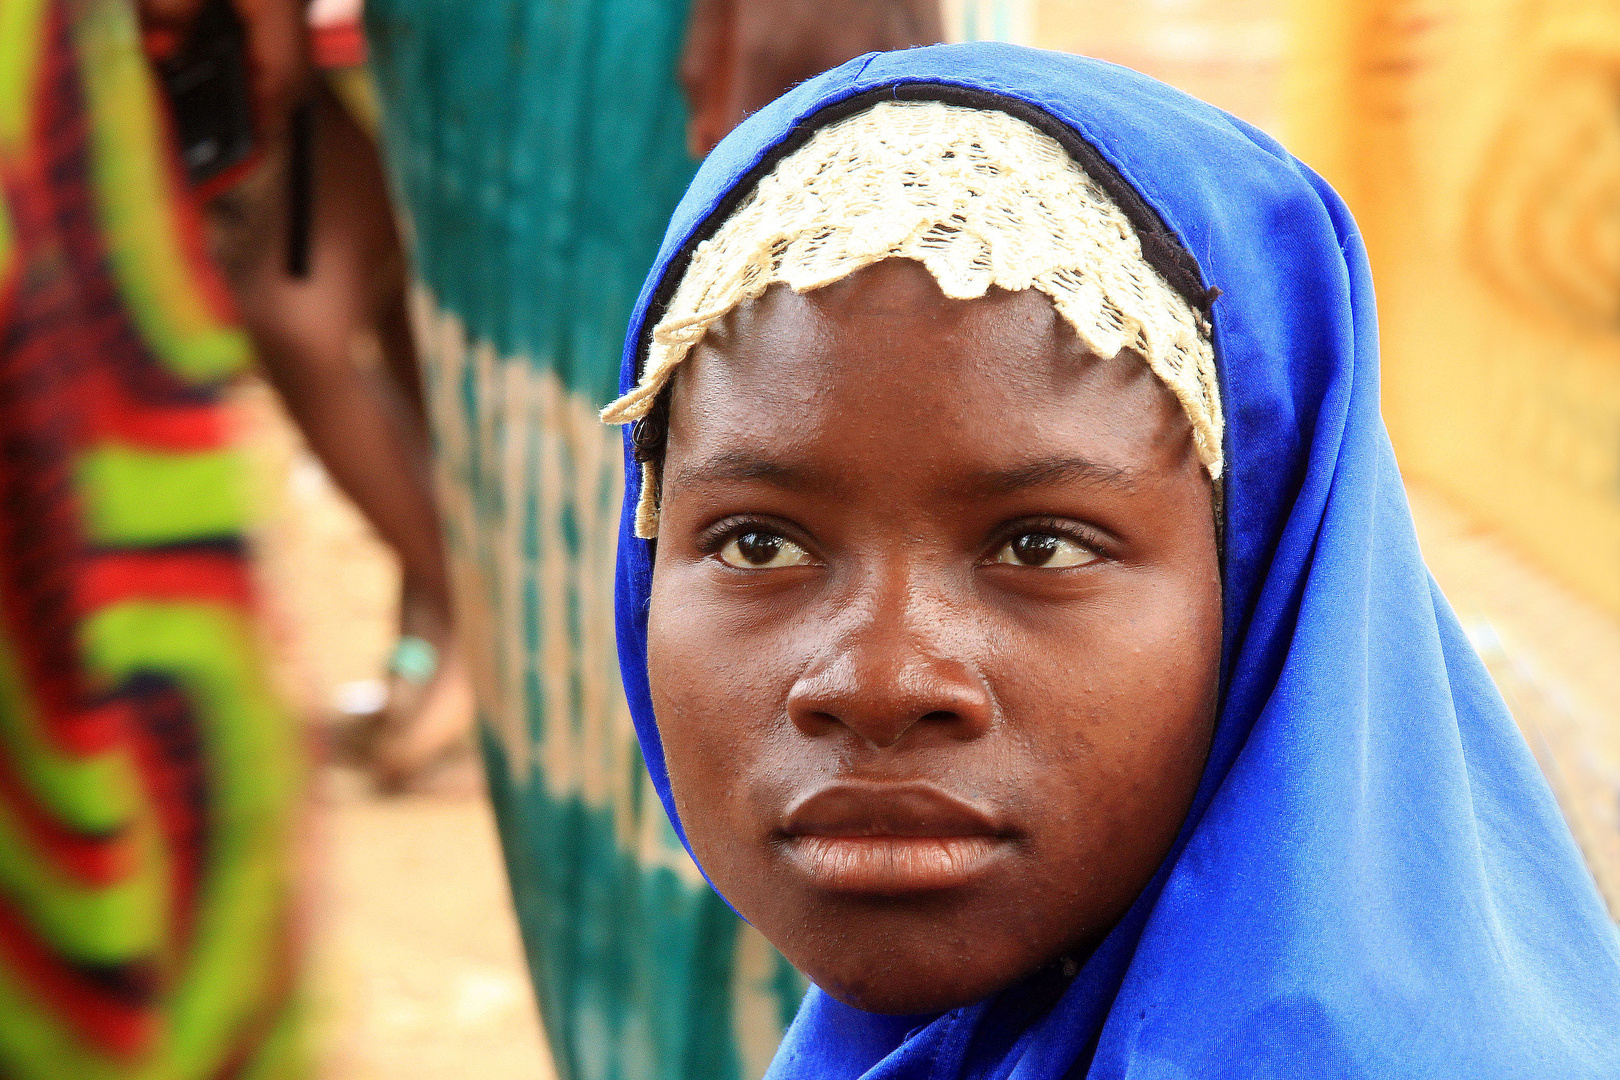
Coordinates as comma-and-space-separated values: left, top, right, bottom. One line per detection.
602, 99, 1223, 539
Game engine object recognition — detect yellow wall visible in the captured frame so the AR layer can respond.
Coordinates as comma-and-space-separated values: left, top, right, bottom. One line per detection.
1286, 0, 1620, 616
989, 1, 1618, 615
1034, 0, 1286, 135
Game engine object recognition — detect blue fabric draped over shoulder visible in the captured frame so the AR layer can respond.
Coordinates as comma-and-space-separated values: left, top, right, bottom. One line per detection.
613, 42, 1620, 1079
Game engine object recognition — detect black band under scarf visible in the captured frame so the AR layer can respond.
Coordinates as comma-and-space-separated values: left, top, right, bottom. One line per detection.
601, 97, 1222, 539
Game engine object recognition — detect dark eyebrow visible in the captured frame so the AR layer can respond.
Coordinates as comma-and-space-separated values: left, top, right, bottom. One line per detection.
666, 450, 1137, 499
954, 456, 1140, 498
666, 448, 821, 493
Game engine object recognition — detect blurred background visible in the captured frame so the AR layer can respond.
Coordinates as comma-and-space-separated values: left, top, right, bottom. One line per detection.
1, 1, 1614, 1078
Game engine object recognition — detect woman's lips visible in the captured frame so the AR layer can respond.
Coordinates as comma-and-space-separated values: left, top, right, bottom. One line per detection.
778, 782, 1010, 894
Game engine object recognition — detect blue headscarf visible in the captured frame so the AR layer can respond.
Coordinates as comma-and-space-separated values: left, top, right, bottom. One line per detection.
613, 43, 1620, 1079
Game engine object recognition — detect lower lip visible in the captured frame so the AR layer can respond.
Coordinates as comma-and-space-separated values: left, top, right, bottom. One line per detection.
782, 835, 1005, 893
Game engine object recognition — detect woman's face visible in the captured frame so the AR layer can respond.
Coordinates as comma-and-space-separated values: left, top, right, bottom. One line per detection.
647, 259, 1222, 1015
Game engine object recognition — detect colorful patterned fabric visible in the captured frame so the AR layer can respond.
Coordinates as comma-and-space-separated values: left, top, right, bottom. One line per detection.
364, 2, 801, 1078
0, 1, 304, 1077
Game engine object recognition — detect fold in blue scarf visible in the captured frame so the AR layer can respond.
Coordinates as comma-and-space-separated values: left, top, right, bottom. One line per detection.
612, 43, 1620, 1079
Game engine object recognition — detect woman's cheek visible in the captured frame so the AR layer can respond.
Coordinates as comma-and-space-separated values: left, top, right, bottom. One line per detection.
650, 621, 776, 813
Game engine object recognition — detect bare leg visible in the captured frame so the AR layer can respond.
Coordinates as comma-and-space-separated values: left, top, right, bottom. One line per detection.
211, 80, 473, 790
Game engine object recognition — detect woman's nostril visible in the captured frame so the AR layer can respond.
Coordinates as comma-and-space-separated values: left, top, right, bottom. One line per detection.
921, 711, 959, 726
794, 710, 841, 736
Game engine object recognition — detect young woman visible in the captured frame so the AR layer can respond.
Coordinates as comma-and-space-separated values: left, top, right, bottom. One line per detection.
604, 43, 1620, 1079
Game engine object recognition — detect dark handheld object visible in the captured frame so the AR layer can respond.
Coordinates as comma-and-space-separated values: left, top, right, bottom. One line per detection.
154, 0, 256, 194
284, 100, 314, 278
154, 0, 316, 279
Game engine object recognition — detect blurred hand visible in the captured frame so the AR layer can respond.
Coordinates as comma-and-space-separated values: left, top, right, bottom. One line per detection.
139, 0, 307, 142
681, 0, 942, 157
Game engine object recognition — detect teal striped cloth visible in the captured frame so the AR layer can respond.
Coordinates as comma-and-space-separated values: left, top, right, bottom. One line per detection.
364, 3, 802, 1078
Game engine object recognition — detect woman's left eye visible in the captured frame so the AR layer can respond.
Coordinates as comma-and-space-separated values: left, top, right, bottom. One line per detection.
716, 530, 815, 569
992, 531, 1099, 568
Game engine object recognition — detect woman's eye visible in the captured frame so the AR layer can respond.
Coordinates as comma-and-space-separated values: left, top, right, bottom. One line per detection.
993, 532, 1099, 568
716, 531, 814, 569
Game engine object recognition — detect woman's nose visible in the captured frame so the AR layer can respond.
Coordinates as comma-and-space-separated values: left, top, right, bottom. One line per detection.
785, 595, 994, 749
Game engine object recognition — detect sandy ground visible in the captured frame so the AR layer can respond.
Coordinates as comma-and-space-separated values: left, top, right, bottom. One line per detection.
237, 381, 552, 1080
237, 351, 1619, 1078
309, 791, 552, 1080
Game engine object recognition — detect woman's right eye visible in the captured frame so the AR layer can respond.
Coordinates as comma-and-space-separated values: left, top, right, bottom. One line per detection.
715, 531, 814, 569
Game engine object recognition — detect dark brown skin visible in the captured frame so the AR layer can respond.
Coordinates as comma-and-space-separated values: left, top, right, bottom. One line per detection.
681, 0, 943, 156
209, 84, 474, 786
646, 259, 1222, 1016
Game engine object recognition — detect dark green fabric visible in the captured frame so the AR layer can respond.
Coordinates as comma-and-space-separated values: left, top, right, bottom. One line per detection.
364, 3, 801, 1078
368, 0, 696, 405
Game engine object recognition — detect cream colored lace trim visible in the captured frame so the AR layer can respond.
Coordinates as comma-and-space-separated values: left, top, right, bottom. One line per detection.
603, 100, 1222, 538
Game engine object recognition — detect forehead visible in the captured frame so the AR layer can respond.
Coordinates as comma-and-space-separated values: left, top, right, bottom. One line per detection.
666, 260, 1196, 480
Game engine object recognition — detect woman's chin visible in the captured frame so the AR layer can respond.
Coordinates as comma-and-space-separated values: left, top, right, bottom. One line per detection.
805, 962, 1011, 1017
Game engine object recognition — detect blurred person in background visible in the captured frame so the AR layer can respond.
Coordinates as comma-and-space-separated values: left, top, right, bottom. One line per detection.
0, 0, 305, 1075
144, 0, 476, 795
140, 0, 476, 793
357, 1, 940, 1077
186, 0, 479, 794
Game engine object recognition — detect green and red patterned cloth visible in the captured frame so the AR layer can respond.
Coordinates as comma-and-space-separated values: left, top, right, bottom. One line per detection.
0, 1, 304, 1076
